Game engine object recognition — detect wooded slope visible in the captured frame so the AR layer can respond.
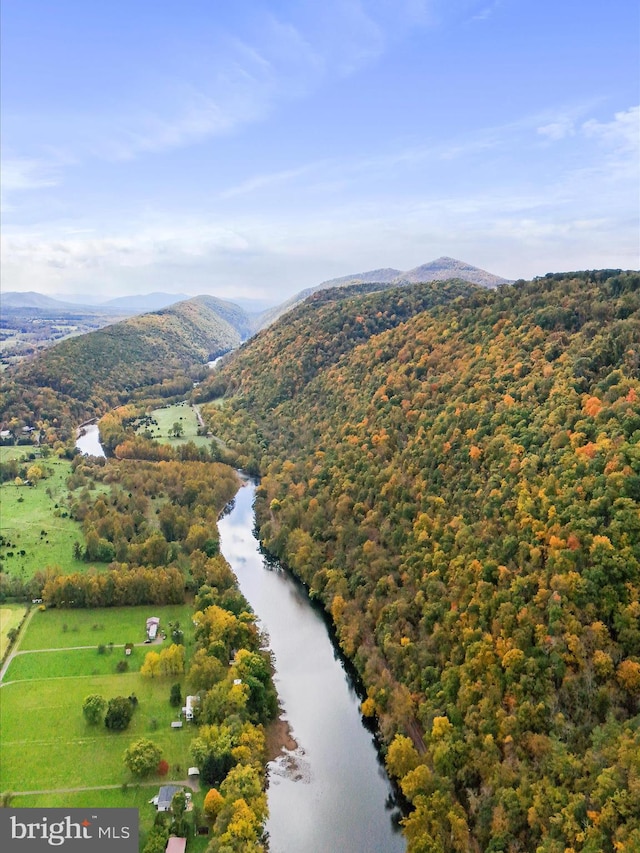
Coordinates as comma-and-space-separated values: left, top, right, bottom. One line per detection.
201, 270, 640, 853
1, 296, 247, 441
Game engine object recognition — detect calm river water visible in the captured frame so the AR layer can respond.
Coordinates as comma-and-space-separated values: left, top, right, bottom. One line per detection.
218, 480, 406, 853
76, 424, 106, 457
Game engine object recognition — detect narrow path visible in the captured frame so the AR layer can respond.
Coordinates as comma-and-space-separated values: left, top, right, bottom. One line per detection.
192, 405, 205, 429
11, 778, 200, 797
0, 638, 161, 685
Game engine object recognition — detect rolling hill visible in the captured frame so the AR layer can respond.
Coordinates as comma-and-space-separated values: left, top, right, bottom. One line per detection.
0, 295, 251, 440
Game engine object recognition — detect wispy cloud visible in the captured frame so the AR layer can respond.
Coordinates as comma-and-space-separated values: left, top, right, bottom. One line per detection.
537, 118, 576, 141
469, 1, 504, 23
0, 158, 61, 210
217, 161, 330, 199
5, 1, 436, 169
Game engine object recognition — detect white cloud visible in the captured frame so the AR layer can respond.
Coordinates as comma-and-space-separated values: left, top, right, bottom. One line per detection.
537, 119, 576, 141
217, 161, 329, 199
582, 105, 639, 152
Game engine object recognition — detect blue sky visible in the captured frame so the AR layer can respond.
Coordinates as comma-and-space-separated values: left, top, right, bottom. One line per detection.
2, 0, 638, 302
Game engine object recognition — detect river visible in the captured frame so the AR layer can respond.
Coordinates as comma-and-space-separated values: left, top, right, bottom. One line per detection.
75, 423, 106, 457
218, 480, 406, 853
74, 424, 406, 850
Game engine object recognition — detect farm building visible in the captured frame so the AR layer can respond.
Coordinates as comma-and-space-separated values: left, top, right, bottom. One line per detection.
146, 616, 160, 641
182, 694, 199, 721
150, 785, 182, 812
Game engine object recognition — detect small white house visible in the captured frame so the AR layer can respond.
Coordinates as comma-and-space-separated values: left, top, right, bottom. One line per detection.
182, 694, 198, 722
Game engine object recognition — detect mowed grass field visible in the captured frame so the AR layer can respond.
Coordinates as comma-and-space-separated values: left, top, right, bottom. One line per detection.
0, 604, 199, 793
4, 645, 147, 681
19, 604, 195, 651
0, 603, 27, 658
138, 402, 211, 449
0, 446, 37, 462
0, 454, 85, 578
0, 673, 195, 791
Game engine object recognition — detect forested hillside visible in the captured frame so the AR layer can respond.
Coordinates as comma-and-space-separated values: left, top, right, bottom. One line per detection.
0, 296, 248, 443
200, 270, 640, 853
196, 279, 478, 421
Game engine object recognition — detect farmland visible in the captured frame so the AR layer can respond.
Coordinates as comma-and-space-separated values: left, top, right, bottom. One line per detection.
0, 454, 84, 579
0, 604, 27, 658
135, 402, 211, 449
18, 604, 194, 651
0, 604, 198, 791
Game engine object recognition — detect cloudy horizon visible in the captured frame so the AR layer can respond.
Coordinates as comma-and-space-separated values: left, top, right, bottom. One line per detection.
2, 1, 638, 303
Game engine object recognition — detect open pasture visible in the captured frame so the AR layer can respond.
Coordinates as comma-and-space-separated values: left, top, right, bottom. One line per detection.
0, 672, 195, 792
0, 446, 38, 462
3, 644, 146, 682
0, 455, 84, 578
18, 604, 195, 651
137, 402, 211, 448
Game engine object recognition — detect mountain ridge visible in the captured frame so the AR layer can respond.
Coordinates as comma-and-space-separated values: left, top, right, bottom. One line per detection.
254, 256, 511, 330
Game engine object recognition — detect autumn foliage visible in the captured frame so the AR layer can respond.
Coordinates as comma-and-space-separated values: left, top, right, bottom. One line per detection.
200, 270, 640, 852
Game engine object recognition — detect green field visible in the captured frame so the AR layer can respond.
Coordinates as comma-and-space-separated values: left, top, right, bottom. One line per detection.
137, 403, 211, 448
0, 673, 196, 792
1, 603, 207, 852
19, 604, 195, 651
0, 604, 28, 658
0, 455, 85, 578
0, 446, 38, 462
3, 645, 147, 681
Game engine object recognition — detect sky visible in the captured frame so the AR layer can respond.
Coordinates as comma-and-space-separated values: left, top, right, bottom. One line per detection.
1, 0, 639, 303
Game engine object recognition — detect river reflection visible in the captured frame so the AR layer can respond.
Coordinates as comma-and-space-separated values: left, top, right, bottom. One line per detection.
218, 480, 406, 853
75, 424, 106, 457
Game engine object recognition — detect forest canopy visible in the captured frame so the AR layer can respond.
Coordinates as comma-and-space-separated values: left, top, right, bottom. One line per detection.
200, 270, 640, 853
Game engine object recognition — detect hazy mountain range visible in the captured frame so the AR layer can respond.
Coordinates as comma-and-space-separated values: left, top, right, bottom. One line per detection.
1, 257, 510, 319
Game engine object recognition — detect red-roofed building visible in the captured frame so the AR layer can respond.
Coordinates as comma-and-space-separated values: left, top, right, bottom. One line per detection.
165, 837, 186, 853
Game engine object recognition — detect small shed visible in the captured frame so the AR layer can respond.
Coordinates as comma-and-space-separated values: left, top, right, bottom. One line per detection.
165, 837, 187, 853
171, 721, 183, 729
187, 766, 200, 779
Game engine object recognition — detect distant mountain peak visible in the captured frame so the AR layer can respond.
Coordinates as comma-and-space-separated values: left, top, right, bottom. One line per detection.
396, 257, 511, 288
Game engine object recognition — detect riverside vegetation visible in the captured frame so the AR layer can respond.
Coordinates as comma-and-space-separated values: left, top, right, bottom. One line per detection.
194, 270, 640, 853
